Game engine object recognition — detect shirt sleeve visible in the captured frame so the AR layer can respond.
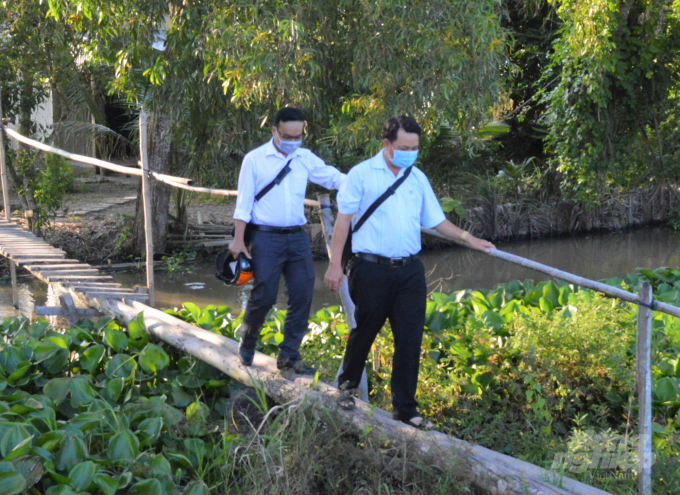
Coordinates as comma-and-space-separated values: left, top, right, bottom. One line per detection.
337, 166, 363, 215
419, 172, 446, 228
233, 154, 256, 223
306, 152, 347, 191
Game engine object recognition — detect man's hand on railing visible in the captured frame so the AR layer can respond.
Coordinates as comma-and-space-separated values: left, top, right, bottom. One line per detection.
466, 237, 495, 253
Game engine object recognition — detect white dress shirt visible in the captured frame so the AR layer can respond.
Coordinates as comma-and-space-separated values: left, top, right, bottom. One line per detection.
338, 150, 446, 258
233, 139, 345, 227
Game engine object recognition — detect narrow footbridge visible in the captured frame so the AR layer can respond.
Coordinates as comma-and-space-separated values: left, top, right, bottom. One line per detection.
0, 219, 148, 304
2, 112, 673, 495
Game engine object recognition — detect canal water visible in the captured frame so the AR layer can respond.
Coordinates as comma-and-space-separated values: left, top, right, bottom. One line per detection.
2, 226, 680, 321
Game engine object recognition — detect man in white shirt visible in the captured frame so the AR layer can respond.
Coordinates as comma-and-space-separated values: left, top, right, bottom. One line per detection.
229, 107, 345, 374
324, 115, 495, 429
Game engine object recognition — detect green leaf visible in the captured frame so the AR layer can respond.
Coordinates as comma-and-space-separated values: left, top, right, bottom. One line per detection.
7, 363, 31, 385
80, 345, 106, 374
104, 329, 128, 353
186, 401, 209, 422
654, 377, 679, 403
43, 378, 71, 404
54, 434, 87, 472
0, 472, 26, 495
129, 478, 162, 495
151, 454, 172, 477
0, 426, 32, 458
481, 311, 504, 331
68, 377, 96, 408
137, 417, 163, 446
139, 345, 170, 374
127, 315, 149, 350
68, 460, 96, 491
3, 436, 33, 462
107, 430, 139, 464
105, 354, 137, 379
12, 456, 43, 488
538, 297, 554, 313
45, 486, 78, 495
105, 378, 125, 402
93, 473, 119, 495
183, 302, 202, 323
183, 480, 209, 495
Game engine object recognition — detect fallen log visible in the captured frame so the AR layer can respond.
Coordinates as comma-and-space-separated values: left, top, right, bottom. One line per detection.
88, 297, 610, 495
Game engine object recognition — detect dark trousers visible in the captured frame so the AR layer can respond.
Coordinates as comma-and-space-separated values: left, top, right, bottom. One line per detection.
238, 230, 315, 361
338, 256, 427, 420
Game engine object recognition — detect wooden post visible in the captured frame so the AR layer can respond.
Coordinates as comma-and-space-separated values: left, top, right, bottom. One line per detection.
317, 194, 368, 401
1, 95, 18, 308
139, 110, 155, 306
0, 93, 11, 222
9, 260, 18, 309
636, 279, 652, 495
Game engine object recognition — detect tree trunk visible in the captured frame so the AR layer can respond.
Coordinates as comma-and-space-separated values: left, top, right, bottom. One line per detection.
133, 109, 174, 255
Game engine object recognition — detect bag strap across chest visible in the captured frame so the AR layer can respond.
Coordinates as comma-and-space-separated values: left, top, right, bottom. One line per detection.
254, 158, 293, 202
352, 165, 413, 233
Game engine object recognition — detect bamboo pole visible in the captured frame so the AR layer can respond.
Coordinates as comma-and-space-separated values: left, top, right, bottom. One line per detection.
1, 125, 143, 176
1, 126, 323, 207
419, 227, 680, 319
0, 95, 10, 222
317, 194, 368, 401
151, 172, 320, 207
139, 110, 155, 306
85, 296, 610, 495
636, 280, 653, 495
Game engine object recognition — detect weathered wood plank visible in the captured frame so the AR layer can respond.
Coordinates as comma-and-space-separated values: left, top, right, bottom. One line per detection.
46, 276, 114, 282
16, 259, 79, 265
85, 292, 149, 300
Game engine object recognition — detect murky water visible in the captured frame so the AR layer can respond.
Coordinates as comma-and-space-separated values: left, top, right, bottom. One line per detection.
2, 226, 680, 321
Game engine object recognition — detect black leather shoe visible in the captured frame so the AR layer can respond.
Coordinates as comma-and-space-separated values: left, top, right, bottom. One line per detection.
238, 343, 255, 367
277, 357, 316, 375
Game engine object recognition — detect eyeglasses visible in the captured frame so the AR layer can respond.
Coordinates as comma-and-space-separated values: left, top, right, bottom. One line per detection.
276, 127, 306, 142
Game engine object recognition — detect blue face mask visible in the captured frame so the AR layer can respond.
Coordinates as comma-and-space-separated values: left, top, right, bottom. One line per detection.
390, 146, 418, 168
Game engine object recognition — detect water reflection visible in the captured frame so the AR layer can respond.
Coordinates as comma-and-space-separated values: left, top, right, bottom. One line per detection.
2, 225, 680, 321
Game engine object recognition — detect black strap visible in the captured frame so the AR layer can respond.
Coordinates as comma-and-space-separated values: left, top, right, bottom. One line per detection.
254, 158, 293, 202
352, 166, 413, 233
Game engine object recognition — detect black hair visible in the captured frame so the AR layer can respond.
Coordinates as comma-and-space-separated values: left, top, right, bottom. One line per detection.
382, 115, 422, 142
274, 107, 305, 126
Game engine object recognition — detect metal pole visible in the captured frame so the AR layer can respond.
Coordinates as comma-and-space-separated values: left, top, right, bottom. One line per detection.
317, 194, 368, 401
636, 280, 652, 495
139, 110, 155, 306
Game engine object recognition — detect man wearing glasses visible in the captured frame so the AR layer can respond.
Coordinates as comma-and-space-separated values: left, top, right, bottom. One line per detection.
229, 107, 346, 374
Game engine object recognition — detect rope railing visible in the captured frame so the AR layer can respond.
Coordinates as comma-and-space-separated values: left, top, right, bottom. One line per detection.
0, 124, 322, 207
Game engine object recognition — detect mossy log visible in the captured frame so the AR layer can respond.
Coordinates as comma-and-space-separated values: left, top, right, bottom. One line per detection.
89, 296, 611, 495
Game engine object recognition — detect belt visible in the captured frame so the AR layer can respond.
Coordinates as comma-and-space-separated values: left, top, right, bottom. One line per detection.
250, 224, 303, 235
355, 252, 419, 267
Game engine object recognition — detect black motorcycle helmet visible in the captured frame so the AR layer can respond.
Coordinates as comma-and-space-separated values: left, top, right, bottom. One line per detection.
215, 251, 253, 286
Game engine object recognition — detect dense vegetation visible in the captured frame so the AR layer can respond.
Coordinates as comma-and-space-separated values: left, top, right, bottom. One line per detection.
0, 312, 470, 494
1, 266, 679, 493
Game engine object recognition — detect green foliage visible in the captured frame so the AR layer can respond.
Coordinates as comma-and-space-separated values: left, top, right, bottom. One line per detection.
0, 313, 235, 493
542, 0, 680, 201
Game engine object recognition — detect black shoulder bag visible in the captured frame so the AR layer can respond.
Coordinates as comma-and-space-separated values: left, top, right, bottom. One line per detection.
341, 166, 413, 273
232, 158, 293, 244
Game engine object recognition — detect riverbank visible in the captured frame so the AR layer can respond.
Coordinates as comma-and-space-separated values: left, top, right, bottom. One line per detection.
4, 171, 678, 264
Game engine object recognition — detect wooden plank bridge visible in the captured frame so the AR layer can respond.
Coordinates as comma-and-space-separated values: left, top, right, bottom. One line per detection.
0, 218, 148, 306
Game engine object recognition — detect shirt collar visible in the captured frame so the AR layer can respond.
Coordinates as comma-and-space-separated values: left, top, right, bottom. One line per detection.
265, 138, 282, 158
371, 149, 405, 177
265, 138, 302, 160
